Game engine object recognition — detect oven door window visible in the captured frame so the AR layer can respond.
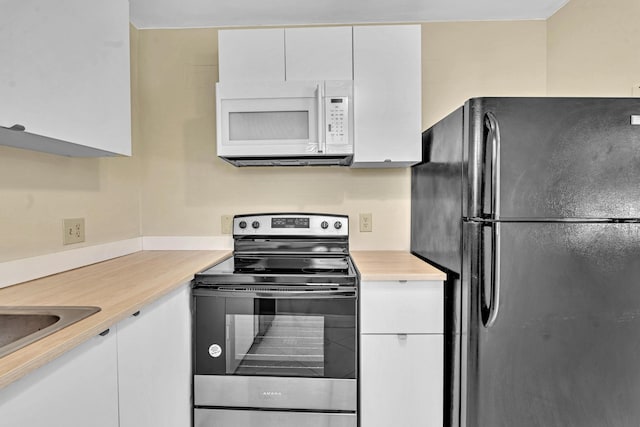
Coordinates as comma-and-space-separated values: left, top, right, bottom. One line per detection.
223, 297, 355, 379
227, 313, 325, 376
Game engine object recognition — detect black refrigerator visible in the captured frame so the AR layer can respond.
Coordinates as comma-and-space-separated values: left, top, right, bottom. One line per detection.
411, 97, 640, 427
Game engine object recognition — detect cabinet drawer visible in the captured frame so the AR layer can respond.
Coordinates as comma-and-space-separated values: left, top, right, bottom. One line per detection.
360, 280, 443, 334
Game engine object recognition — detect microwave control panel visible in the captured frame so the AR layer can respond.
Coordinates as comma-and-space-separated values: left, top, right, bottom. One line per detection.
325, 97, 349, 145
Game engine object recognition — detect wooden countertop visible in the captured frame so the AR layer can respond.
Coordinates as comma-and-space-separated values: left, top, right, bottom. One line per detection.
351, 250, 446, 281
0, 250, 230, 390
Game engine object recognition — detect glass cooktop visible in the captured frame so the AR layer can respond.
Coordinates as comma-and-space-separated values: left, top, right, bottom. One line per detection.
194, 255, 358, 286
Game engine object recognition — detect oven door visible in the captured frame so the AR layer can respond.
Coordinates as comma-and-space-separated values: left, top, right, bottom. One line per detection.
192, 286, 357, 411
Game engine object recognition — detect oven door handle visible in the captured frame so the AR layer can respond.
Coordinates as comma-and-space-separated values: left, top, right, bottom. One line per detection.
193, 288, 356, 299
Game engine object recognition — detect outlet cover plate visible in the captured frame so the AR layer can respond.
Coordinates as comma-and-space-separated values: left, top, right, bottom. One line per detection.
63, 218, 85, 245
359, 213, 373, 232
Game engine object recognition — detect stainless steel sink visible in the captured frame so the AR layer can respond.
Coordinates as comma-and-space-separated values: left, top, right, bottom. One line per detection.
0, 306, 101, 358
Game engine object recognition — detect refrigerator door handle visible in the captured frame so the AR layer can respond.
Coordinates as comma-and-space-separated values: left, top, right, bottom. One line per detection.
482, 221, 501, 328
484, 112, 501, 220
480, 113, 502, 326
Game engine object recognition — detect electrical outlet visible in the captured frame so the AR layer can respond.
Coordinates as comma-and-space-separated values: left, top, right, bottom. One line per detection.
221, 215, 233, 234
359, 213, 373, 232
63, 218, 85, 245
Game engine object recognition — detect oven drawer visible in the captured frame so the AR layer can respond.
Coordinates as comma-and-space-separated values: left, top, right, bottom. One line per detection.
360, 280, 443, 334
195, 408, 356, 427
194, 375, 356, 411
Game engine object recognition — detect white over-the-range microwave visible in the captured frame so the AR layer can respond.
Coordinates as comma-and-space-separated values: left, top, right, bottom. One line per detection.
216, 80, 353, 166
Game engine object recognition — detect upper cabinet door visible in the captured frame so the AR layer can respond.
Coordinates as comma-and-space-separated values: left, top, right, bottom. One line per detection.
352, 25, 422, 167
218, 29, 286, 82
0, 0, 131, 157
285, 27, 352, 81
219, 27, 351, 82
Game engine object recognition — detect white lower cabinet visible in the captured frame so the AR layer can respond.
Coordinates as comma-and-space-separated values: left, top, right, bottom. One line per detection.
0, 330, 119, 427
360, 334, 443, 427
117, 284, 192, 427
0, 283, 192, 427
359, 280, 444, 427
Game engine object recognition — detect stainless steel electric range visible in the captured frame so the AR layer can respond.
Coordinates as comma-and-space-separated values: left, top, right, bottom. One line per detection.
192, 213, 358, 427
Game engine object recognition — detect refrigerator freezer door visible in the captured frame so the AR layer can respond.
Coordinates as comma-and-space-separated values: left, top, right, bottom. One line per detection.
463, 221, 640, 427
467, 98, 640, 220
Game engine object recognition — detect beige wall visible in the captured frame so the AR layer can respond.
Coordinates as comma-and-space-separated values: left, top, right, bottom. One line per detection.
136, 22, 548, 250
8, 5, 631, 262
547, 0, 640, 96
0, 27, 142, 263
422, 21, 547, 128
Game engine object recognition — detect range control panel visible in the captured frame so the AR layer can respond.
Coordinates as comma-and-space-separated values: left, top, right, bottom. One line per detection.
234, 213, 349, 236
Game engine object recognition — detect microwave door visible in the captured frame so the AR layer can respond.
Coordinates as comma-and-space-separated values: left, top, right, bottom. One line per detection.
220, 99, 319, 156
217, 84, 321, 158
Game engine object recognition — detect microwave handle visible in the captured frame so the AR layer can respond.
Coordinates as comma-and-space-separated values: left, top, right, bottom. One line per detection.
317, 83, 325, 153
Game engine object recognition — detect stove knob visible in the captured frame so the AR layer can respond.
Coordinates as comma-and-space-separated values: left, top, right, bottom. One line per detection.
238, 221, 247, 229
334, 221, 342, 230
321, 221, 329, 229
252, 221, 260, 229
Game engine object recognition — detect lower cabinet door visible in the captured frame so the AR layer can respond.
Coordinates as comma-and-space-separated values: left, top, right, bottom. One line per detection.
0, 331, 119, 427
360, 333, 443, 427
194, 409, 356, 427
117, 284, 192, 427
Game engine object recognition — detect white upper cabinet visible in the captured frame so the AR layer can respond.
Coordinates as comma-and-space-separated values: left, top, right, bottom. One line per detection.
351, 25, 421, 167
285, 27, 352, 81
218, 27, 352, 83
218, 29, 286, 82
0, 0, 131, 157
